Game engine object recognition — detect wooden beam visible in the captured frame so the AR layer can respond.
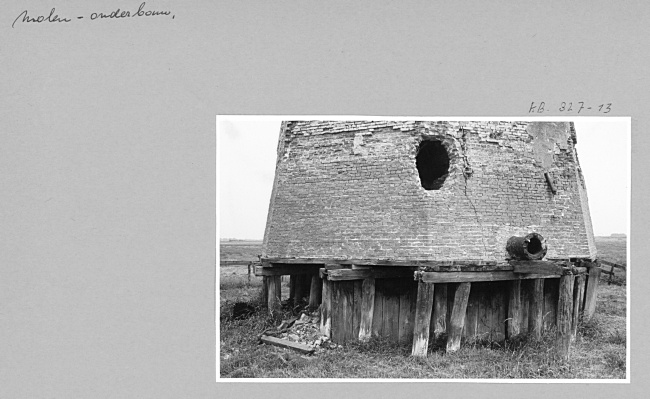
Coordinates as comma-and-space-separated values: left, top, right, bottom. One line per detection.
556, 274, 574, 360
544, 171, 557, 194
371, 281, 384, 338
255, 265, 320, 276
342, 282, 355, 343
528, 279, 544, 340
423, 265, 513, 272
490, 285, 506, 342
260, 335, 315, 355
352, 280, 362, 339
543, 278, 558, 331
260, 276, 269, 305
446, 282, 471, 353
309, 275, 322, 308
411, 281, 435, 357
358, 277, 376, 342
507, 280, 522, 338
432, 283, 448, 339
511, 260, 565, 275
383, 293, 399, 342
398, 284, 416, 345
262, 257, 508, 268
267, 275, 282, 316
327, 268, 371, 281
327, 267, 416, 281
320, 278, 331, 337
330, 281, 343, 343
571, 274, 586, 341
420, 271, 560, 284
583, 266, 601, 320
600, 260, 625, 269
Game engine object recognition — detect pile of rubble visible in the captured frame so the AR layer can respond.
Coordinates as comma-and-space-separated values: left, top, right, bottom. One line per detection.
261, 308, 340, 353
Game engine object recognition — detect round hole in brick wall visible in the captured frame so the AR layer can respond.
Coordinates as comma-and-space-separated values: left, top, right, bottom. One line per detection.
526, 236, 543, 255
416, 140, 450, 190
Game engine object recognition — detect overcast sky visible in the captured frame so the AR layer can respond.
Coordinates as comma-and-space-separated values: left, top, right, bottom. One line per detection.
217, 117, 630, 239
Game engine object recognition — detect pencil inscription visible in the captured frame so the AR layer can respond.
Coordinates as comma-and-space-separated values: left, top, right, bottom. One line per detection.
12, 2, 174, 28
12, 8, 71, 28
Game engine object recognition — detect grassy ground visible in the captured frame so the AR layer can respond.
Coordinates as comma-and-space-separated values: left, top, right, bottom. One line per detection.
218, 238, 627, 379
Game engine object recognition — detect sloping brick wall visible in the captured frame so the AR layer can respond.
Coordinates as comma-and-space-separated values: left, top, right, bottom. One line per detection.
262, 121, 597, 262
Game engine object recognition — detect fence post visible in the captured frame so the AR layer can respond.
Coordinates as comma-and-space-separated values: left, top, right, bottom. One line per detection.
608, 264, 615, 285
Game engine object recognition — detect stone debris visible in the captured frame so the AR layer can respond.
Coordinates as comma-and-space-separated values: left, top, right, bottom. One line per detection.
266, 307, 333, 354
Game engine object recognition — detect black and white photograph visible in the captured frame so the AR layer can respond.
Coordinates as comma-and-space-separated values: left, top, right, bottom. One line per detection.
218, 117, 629, 381
4, 0, 649, 396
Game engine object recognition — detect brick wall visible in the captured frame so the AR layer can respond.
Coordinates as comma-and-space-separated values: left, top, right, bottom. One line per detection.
262, 121, 597, 262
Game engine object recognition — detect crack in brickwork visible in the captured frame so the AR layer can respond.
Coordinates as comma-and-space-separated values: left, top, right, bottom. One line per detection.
263, 121, 597, 261
459, 128, 488, 254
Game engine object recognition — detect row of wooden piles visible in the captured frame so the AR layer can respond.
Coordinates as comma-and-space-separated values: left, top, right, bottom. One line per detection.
411, 266, 601, 359
257, 262, 602, 359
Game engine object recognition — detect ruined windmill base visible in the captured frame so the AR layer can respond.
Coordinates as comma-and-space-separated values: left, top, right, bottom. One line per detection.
256, 258, 602, 360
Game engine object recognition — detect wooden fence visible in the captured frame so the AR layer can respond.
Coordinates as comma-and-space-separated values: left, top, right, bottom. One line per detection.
220, 260, 259, 283
598, 260, 626, 285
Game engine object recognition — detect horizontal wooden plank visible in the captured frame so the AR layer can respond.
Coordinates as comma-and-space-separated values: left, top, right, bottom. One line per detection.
254, 265, 321, 276
327, 267, 417, 281
423, 265, 513, 272
600, 260, 626, 269
511, 260, 565, 275
327, 269, 371, 281
260, 335, 315, 354
420, 271, 561, 283
571, 266, 588, 275
262, 257, 508, 267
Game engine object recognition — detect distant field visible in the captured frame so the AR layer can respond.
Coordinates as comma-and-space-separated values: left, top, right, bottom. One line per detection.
594, 237, 627, 266
219, 240, 263, 262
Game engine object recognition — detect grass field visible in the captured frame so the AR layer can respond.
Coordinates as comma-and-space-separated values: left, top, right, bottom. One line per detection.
218, 237, 627, 379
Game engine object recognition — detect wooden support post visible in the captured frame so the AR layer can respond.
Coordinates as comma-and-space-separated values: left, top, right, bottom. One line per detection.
528, 279, 544, 339
583, 266, 601, 320
371, 280, 384, 338
556, 274, 574, 360
309, 274, 322, 308
358, 277, 376, 342
267, 275, 282, 316
432, 283, 448, 339
261, 276, 269, 305
608, 263, 615, 285
412, 281, 435, 357
320, 278, 331, 337
508, 280, 522, 338
446, 282, 471, 353
398, 285, 416, 345
353, 280, 362, 339
341, 282, 355, 343
571, 274, 586, 340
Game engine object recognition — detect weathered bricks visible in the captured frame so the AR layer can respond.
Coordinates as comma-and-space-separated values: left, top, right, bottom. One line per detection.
262, 121, 596, 262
